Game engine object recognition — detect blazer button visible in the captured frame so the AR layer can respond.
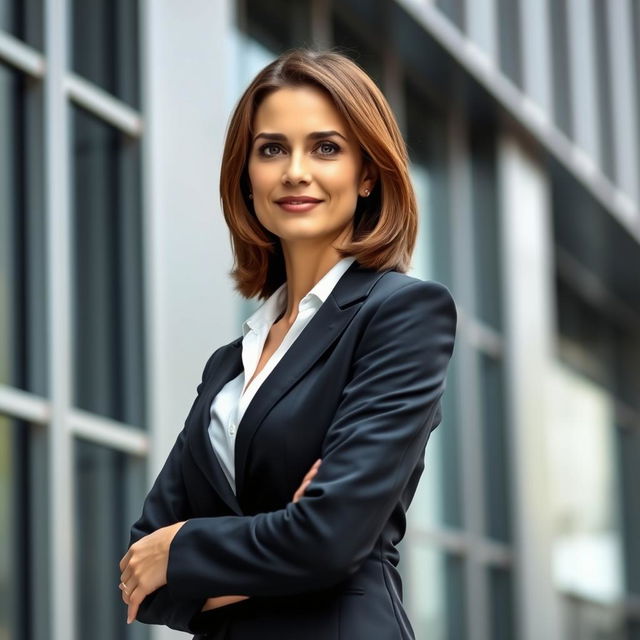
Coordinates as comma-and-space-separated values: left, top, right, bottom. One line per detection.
228, 422, 236, 436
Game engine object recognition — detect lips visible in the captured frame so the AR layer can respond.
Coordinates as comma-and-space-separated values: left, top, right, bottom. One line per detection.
275, 196, 322, 204
274, 196, 323, 213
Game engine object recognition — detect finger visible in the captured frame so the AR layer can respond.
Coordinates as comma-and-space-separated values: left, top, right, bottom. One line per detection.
120, 583, 131, 605
303, 466, 319, 483
292, 483, 307, 503
294, 479, 312, 501
119, 550, 130, 572
127, 590, 141, 624
120, 568, 132, 584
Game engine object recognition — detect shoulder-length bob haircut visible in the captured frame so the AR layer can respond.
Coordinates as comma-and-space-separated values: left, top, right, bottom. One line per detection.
220, 48, 418, 300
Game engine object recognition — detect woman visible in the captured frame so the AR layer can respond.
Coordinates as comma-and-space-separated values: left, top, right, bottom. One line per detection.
119, 48, 457, 639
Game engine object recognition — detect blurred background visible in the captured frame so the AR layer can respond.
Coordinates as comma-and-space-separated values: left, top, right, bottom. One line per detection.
1, 0, 640, 639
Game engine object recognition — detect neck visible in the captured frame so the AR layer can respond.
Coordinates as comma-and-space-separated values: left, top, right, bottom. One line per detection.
279, 226, 352, 326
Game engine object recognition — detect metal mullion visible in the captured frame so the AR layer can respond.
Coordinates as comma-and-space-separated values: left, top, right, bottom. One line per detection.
45, 0, 76, 638
447, 93, 490, 640
68, 408, 148, 456
0, 30, 45, 77
407, 525, 514, 569
65, 72, 143, 137
0, 385, 49, 424
465, 315, 504, 359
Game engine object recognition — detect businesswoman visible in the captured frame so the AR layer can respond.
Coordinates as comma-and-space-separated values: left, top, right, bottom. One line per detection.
119, 48, 457, 639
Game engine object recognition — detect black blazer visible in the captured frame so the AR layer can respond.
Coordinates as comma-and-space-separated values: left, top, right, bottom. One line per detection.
128, 260, 457, 639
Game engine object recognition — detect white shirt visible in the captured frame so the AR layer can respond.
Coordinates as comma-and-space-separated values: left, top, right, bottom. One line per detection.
208, 255, 356, 495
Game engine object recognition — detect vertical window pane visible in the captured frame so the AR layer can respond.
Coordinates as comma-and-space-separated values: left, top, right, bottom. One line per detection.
0, 417, 49, 640
71, 0, 140, 107
71, 106, 145, 427
74, 439, 148, 640
405, 545, 466, 640
0, 0, 43, 49
435, 0, 465, 31
547, 361, 624, 603
480, 353, 511, 542
496, 0, 522, 88
0, 65, 47, 395
470, 123, 502, 331
550, 0, 573, 138
617, 424, 640, 595
593, 1, 616, 182
406, 82, 453, 286
488, 566, 516, 640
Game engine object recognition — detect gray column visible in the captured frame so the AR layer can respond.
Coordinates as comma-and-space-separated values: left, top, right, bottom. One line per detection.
497, 129, 563, 640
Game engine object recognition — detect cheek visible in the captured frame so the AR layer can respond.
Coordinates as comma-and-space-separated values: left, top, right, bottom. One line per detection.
247, 160, 275, 193
322, 166, 360, 197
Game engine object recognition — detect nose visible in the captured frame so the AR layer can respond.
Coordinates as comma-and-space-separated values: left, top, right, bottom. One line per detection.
282, 150, 311, 185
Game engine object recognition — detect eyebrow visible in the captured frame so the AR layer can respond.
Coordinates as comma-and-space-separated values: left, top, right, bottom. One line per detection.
252, 130, 347, 144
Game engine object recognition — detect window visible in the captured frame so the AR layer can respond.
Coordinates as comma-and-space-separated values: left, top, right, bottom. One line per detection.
470, 123, 503, 332
497, 0, 522, 88
0, 65, 47, 395
0, 0, 43, 48
71, 106, 145, 426
0, 417, 49, 640
550, 0, 573, 139
71, 0, 140, 107
74, 439, 148, 640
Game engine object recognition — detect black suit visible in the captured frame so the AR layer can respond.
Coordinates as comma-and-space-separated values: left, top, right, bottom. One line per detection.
128, 260, 458, 639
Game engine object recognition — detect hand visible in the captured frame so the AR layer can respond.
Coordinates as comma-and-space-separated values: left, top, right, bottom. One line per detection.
119, 521, 186, 624
199, 458, 322, 613
292, 458, 321, 503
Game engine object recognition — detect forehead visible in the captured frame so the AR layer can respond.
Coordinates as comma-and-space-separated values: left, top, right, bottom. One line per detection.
252, 85, 350, 135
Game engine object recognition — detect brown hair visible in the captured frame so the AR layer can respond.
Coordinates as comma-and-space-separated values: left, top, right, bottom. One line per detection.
220, 48, 417, 300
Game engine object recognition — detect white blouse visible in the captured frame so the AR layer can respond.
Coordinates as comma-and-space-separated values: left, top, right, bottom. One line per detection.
207, 255, 357, 495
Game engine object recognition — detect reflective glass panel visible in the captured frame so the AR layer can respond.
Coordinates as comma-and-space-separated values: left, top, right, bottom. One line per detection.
0, 416, 49, 640
71, 105, 145, 427
74, 439, 148, 640
404, 544, 466, 640
0, 65, 47, 395
71, 0, 140, 107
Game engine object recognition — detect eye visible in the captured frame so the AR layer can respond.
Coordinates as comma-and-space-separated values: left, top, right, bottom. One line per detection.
316, 141, 340, 156
258, 143, 284, 157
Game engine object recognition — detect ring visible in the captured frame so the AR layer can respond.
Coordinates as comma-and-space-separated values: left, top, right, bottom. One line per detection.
120, 582, 130, 595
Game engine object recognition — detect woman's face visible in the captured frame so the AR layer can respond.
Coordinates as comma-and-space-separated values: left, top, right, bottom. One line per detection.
247, 84, 374, 247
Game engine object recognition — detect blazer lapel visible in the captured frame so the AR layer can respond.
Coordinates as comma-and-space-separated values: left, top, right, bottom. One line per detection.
234, 260, 391, 499
188, 344, 244, 515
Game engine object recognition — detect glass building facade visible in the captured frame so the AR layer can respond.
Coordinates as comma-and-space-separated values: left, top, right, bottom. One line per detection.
1, 1, 639, 639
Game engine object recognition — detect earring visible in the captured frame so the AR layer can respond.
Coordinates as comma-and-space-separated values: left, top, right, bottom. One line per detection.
363, 188, 370, 197
248, 192, 253, 200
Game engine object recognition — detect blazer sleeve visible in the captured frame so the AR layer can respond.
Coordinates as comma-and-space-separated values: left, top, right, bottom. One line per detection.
166, 279, 458, 600
126, 350, 219, 633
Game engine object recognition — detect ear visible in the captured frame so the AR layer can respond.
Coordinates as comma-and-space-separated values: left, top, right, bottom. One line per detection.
358, 157, 379, 197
